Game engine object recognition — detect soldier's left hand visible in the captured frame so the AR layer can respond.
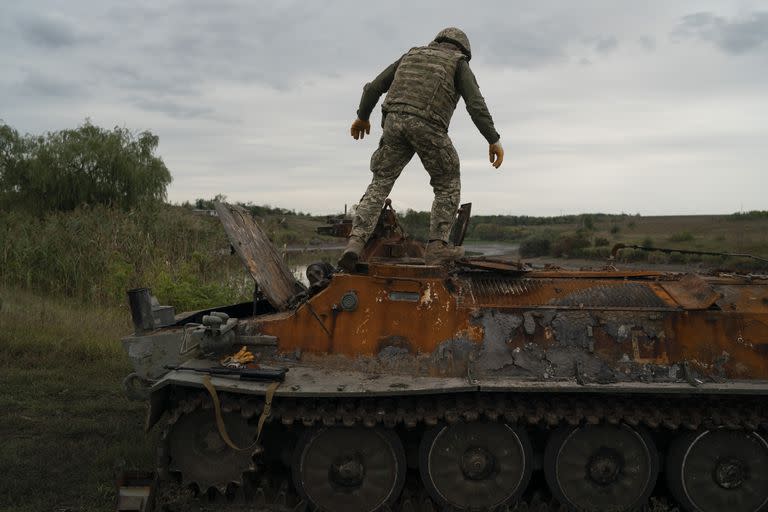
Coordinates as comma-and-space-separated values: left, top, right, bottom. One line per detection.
489, 142, 504, 169
351, 119, 371, 140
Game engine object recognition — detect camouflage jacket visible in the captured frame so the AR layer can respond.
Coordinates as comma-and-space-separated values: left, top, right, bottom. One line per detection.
357, 42, 500, 144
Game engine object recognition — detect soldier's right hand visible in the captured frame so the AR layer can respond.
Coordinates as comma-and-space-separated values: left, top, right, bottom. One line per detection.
489, 142, 504, 169
351, 119, 371, 140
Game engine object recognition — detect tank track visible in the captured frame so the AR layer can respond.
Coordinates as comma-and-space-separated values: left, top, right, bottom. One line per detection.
156, 480, 687, 512
156, 477, 596, 512
156, 390, 766, 511
261, 392, 767, 431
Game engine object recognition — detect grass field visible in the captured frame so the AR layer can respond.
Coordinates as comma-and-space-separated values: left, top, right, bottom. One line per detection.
587, 213, 768, 255
498, 213, 768, 271
0, 288, 155, 512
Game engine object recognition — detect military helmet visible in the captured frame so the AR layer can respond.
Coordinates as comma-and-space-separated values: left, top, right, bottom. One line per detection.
434, 27, 471, 60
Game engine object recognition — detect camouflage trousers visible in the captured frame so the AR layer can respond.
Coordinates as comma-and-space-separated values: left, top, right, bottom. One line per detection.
350, 113, 460, 242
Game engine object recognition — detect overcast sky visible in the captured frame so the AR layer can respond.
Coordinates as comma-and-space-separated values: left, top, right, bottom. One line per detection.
1, 1, 766, 215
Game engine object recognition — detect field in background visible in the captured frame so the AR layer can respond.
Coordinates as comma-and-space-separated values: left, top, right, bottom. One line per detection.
472, 213, 768, 271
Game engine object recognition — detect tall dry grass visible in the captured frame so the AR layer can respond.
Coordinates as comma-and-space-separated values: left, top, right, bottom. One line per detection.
0, 204, 251, 311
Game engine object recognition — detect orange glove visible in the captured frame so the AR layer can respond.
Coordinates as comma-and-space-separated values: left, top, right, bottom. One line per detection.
220, 346, 255, 367
489, 142, 504, 169
350, 118, 371, 140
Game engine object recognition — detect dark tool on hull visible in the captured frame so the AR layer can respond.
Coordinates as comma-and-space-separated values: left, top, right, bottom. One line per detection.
164, 365, 287, 382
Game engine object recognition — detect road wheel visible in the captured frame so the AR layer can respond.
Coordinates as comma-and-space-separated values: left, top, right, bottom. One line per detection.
419, 421, 532, 510
292, 426, 406, 511
667, 429, 768, 512
544, 424, 658, 511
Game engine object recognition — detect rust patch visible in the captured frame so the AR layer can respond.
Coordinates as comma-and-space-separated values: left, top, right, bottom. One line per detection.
242, 263, 768, 383
667, 311, 768, 379
661, 274, 721, 309
255, 272, 482, 357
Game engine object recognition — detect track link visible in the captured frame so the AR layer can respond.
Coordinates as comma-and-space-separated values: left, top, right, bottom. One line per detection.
156, 477, 680, 512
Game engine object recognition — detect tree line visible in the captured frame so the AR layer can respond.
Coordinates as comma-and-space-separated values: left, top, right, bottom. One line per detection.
0, 120, 171, 213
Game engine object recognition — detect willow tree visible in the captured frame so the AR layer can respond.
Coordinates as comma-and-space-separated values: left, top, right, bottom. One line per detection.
0, 120, 172, 212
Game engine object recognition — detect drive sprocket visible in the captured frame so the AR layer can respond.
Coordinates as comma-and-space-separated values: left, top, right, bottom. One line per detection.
164, 400, 259, 493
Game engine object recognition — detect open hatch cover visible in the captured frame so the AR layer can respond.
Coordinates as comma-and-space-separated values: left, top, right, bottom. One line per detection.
215, 202, 299, 311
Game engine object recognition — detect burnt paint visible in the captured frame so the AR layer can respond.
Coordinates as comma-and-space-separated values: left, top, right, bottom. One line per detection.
242, 265, 768, 383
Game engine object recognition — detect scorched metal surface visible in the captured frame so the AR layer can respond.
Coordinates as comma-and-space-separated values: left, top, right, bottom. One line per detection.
121, 202, 768, 512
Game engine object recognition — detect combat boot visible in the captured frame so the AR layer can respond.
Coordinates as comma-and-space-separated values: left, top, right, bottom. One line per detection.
424, 240, 464, 266
338, 236, 365, 272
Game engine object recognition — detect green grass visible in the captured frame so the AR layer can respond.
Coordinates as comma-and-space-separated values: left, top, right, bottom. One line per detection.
0, 204, 341, 311
507, 214, 768, 271
0, 287, 156, 512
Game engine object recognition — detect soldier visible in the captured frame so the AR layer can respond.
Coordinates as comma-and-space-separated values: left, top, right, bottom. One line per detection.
339, 27, 504, 271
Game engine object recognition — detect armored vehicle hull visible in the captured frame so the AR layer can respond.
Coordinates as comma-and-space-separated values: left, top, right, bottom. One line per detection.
122, 203, 768, 512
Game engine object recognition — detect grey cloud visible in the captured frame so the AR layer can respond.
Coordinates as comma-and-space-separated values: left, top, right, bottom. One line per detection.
17, 71, 84, 98
479, 19, 622, 68
638, 36, 656, 51
578, 35, 620, 56
17, 13, 97, 49
594, 36, 619, 54
131, 97, 238, 123
100, 1, 624, 88
83, 1, 628, 94
478, 21, 572, 67
133, 98, 210, 119
94, 64, 202, 98
100, 2, 342, 90
673, 11, 768, 54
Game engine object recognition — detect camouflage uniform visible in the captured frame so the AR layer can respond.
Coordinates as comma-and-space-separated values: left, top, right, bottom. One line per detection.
350, 113, 460, 242
350, 28, 499, 245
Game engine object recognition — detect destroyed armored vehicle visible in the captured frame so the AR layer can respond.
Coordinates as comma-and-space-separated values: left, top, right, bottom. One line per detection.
122, 202, 768, 512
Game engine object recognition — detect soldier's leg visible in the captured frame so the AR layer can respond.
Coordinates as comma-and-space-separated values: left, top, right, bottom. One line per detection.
340, 115, 414, 271
409, 121, 461, 242
349, 120, 414, 242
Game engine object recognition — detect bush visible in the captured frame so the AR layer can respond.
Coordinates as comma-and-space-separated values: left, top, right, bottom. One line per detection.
594, 237, 610, 247
642, 237, 654, 248
470, 223, 527, 241
153, 265, 243, 312
519, 233, 553, 257
668, 252, 688, 264
552, 232, 591, 257
730, 210, 768, 221
571, 246, 612, 259
668, 231, 695, 243
610, 225, 620, 234
397, 209, 430, 241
